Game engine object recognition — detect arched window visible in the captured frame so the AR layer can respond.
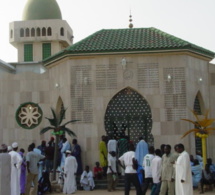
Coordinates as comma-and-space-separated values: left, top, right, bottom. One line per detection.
10, 30, 13, 38
47, 27, 52, 36
60, 27, 64, 36
36, 28, 40, 36
42, 27, 46, 36
193, 91, 205, 155
26, 28, 30, 37
20, 28, 24, 37
31, 28, 35, 37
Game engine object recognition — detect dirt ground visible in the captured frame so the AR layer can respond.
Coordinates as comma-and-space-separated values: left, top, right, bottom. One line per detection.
46, 188, 214, 195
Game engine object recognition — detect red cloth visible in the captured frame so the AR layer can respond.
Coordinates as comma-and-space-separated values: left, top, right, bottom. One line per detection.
93, 166, 103, 179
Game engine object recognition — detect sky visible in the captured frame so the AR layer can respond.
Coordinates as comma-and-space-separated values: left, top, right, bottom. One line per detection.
0, 0, 215, 63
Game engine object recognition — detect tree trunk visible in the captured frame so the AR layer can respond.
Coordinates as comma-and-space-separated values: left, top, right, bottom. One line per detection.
52, 135, 59, 180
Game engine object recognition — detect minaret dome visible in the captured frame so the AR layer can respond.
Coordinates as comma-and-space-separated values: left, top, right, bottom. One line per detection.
22, 0, 62, 21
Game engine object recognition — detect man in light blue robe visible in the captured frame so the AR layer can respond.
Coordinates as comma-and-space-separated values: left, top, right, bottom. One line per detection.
60, 138, 71, 169
191, 159, 202, 188
135, 137, 149, 184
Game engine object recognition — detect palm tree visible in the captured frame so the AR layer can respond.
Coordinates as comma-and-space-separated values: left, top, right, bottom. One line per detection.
181, 110, 215, 165
40, 108, 79, 179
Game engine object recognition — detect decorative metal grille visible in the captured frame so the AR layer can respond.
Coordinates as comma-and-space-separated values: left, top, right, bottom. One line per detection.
137, 63, 159, 88
96, 64, 117, 90
163, 67, 186, 121
104, 88, 153, 146
71, 65, 93, 123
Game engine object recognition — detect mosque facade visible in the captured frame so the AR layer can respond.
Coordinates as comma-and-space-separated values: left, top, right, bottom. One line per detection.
0, 0, 215, 167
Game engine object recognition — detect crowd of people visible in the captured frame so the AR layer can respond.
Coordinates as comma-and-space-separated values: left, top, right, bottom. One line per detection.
0, 136, 84, 195
99, 135, 215, 195
1, 134, 215, 195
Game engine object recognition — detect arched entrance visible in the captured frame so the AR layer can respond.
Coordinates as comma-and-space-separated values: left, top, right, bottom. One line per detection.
104, 88, 153, 145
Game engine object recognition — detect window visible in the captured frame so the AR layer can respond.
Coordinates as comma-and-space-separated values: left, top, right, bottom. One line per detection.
24, 44, 33, 62
20, 28, 24, 37
37, 28, 40, 36
47, 27, 52, 36
31, 28, 35, 37
42, 27, 46, 36
42, 43, 51, 59
60, 27, 64, 36
26, 28, 30, 37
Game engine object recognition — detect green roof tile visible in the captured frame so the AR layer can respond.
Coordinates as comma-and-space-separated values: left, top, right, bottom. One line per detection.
44, 27, 215, 64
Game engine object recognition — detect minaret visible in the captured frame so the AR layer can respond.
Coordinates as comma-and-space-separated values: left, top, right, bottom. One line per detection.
9, 0, 73, 63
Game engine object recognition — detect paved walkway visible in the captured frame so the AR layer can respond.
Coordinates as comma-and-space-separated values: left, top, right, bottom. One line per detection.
47, 188, 214, 195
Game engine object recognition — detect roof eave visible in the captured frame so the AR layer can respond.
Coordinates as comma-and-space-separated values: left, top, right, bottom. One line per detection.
44, 49, 214, 67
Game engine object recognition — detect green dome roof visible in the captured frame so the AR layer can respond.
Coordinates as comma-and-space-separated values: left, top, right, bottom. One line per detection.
22, 0, 62, 20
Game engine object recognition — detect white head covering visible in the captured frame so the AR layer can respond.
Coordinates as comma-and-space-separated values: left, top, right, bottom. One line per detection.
8, 146, 12, 151
12, 142, 18, 148
66, 150, 71, 154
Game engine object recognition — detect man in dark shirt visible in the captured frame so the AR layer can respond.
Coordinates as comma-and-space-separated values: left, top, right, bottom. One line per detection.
45, 142, 54, 172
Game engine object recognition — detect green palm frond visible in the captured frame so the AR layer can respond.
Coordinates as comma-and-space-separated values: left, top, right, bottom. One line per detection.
62, 119, 80, 127
45, 117, 57, 127
60, 126, 76, 137
59, 108, 67, 125
40, 126, 55, 134
51, 108, 58, 126
45, 108, 59, 127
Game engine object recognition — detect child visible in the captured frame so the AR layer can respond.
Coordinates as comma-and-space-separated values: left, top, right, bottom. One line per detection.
93, 162, 103, 179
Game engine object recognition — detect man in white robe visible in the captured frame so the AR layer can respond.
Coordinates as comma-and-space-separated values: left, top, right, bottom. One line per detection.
80, 165, 95, 190
0, 144, 11, 195
107, 138, 117, 153
9, 142, 22, 195
175, 143, 193, 195
61, 138, 71, 169
63, 150, 78, 194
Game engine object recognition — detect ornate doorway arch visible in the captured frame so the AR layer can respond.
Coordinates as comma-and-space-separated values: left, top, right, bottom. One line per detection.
104, 88, 154, 145
194, 91, 205, 153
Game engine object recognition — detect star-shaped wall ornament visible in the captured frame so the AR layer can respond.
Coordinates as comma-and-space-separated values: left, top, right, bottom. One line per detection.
16, 102, 43, 129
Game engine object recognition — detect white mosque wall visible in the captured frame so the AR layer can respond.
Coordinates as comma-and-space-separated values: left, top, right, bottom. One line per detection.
0, 51, 214, 168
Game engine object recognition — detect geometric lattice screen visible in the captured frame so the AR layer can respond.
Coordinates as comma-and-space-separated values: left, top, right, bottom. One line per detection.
96, 64, 117, 90
137, 63, 159, 88
71, 65, 93, 123
163, 67, 187, 121
104, 88, 154, 146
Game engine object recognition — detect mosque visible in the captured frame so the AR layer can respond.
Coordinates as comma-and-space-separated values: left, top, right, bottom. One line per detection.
0, 0, 215, 166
